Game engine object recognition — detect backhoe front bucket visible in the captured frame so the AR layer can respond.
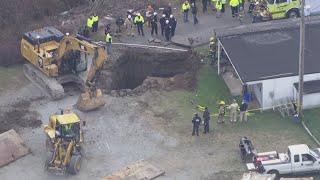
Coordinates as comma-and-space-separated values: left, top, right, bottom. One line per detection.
76, 89, 106, 111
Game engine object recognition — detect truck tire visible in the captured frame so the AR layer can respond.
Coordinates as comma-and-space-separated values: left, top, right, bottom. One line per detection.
68, 155, 82, 175
267, 170, 280, 180
287, 9, 299, 18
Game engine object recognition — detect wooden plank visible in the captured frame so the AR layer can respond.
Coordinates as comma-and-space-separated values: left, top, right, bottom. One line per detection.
0, 129, 30, 167
103, 160, 165, 180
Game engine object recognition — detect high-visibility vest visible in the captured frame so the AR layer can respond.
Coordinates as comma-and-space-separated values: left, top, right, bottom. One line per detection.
221, 0, 226, 4
181, 3, 190, 11
134, 15, 144, 24
92, 15, 99, 22
230, 0, 239, 7
216, 1, 222, 10
87, 17, 94, 28
105, 33, 112, 43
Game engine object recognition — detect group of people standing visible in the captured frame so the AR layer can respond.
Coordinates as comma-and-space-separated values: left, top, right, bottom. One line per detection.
182, 0, 245, 22
122, 5, 177, 41
192, 85, 251, 136
192, 107, 211, 136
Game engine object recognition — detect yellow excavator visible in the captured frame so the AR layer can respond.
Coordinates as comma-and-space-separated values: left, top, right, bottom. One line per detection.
44, 109, 84, 174
21, 26, 107, 111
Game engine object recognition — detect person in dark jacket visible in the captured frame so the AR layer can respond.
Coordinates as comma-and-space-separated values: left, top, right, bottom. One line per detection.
163, 3, 172, 18
164, 19, 171, 41
159, 14, 166, 36
192, 113, 201, 136
203, 107, 210, 134
191, 3, 198, 25
239, 101, 248, 122
202, 0, 208, 13
169, 14, 177, 37
151, 12, 158, 36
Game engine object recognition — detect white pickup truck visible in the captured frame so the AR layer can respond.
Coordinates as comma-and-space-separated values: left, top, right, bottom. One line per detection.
247, 144, 320, 179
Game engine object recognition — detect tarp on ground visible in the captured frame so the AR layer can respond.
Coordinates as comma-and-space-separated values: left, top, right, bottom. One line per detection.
0, 129, 30, 167
306, 0, 320, 15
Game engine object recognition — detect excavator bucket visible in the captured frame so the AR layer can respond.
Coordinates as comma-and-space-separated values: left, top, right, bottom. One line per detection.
76, 89, 106, 111
0, 129, 30, 167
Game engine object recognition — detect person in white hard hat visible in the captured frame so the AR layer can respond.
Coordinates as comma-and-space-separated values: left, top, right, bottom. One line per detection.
159, 14, 166, 36
169, 14, 177, 37
124, 14, 134, 36
164, 19, 171, 41
134, 12, 145, 36
151, 12, 158, 36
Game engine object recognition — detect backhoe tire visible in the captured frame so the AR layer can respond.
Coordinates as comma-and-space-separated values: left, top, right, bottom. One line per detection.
287, 9, 299, 19
68, 155, 82, 175
267, 170, 280, 180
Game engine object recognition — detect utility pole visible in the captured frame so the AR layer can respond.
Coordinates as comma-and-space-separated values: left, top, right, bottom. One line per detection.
298, 0, 306, 116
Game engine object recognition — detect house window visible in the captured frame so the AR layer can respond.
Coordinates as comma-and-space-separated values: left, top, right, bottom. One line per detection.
294, 155, 299, 162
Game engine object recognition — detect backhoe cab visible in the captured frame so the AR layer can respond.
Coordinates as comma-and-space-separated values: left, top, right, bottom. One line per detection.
44, 110, 84, 174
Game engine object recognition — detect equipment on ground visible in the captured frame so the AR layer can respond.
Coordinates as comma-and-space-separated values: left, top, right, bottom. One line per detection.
251, 0, 300, 22
240, 137, 256, 163
21, 27, 107, 111
43, 110, 84, 174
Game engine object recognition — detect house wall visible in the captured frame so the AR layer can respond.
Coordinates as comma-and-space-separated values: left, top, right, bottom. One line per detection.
247, 73, 320, 110
293, 85, 320, 109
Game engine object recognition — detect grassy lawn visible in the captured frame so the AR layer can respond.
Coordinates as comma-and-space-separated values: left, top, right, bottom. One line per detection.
303, 109, 320, 141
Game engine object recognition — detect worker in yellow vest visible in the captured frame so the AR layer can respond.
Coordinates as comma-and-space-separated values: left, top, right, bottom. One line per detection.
230, 0, 240, 17
105, 32, 112, 54
86, 16, 94, 32
221, 0, 226, 13
134, 13, 145, 36
181, 1, 191, 22
215, 0, 223, 18
92, 13, 99, 32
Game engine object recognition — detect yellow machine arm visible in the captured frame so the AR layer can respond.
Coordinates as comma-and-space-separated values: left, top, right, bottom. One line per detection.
55, 35, 107, 111
55, 35, 107, 86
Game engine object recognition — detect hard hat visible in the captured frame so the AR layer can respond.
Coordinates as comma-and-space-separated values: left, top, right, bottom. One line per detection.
210, 37, 215, 41
162, 14, 166, 17
137, 12, 141, 16
153, 12, 157, 16
219, 101, 225, 105
170, 14, 173, 18
128, 15, 132, 19
165, 20, 169, 24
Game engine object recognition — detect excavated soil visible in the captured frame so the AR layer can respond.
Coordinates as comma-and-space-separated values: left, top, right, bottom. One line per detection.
98, 46, 199, 97
0, 99, 42, 133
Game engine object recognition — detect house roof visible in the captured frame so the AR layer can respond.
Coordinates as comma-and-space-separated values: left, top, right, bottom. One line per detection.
219, 24, 320, 83
294, 80, 320, 95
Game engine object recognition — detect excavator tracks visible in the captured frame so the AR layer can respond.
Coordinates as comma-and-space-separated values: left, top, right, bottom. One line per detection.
23, 64, 65, 100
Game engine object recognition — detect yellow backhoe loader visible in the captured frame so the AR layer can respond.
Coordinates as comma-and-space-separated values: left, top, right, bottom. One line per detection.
44, 109, 84, 174
21, 26, 107, 111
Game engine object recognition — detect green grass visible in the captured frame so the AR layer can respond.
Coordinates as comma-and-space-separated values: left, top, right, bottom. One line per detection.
303, 108, 320, 141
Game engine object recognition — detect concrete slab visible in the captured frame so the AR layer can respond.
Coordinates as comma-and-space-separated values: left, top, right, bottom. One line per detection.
103, 160, 165, 180
0, 129, 30, 167
222, 71, 242, 96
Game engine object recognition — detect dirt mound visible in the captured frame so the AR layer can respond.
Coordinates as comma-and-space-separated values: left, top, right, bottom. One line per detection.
0, 100, 42, 133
